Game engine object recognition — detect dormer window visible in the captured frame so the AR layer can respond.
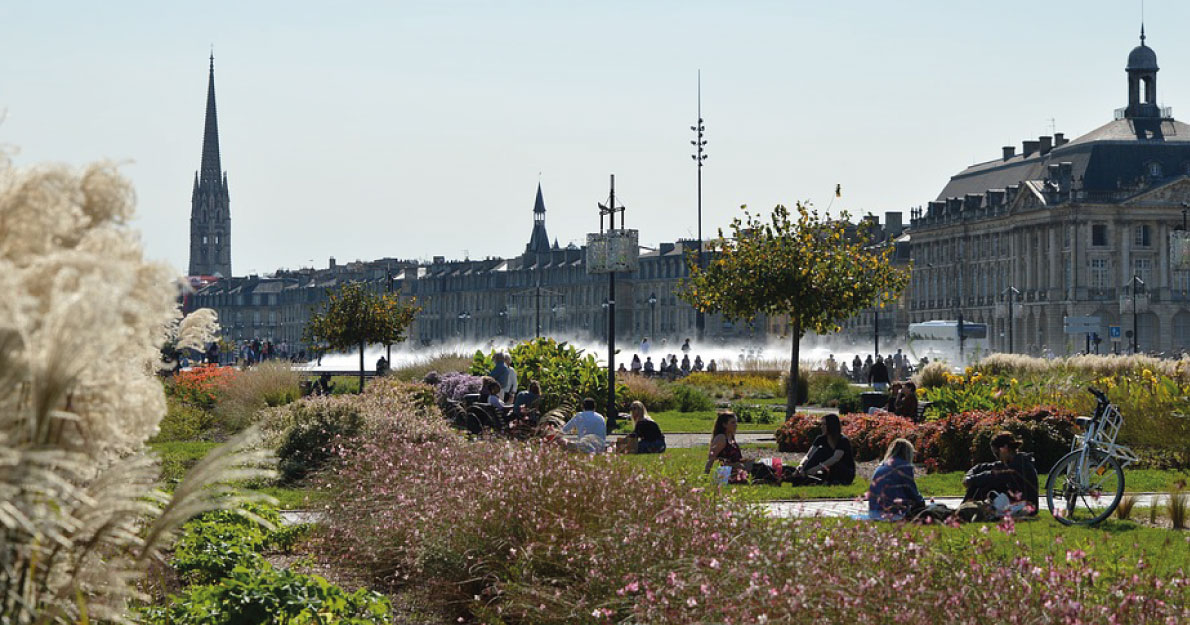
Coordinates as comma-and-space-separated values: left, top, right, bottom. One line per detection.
1149, 162, 1163, 178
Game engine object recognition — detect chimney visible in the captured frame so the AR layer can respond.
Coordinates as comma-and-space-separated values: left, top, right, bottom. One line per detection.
1002, 146, 1016, 160
329, 256, 336, 269
1039, 136, 1053, 155
884, 211, 903, 237
1054, 132, 1067, 146
432, 255, 445, 264
1022, 140, 1040, 157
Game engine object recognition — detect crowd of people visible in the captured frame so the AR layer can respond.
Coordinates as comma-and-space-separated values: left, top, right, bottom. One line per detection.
821, 349, 925, 387
620, 337, 718, 379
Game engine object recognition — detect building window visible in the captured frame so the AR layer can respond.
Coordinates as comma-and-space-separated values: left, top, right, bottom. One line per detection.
1175, 270, 1190, 294
1134, 257, 1153, 285
1092, 224, 1108, 246
1090, 258, 1109, 288
1134, 225, 1151, 247
1149, 162, 1163, 178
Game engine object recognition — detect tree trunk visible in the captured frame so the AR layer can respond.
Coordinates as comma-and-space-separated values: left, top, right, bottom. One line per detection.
358, 341, 366, 394
785, 318, 801, 418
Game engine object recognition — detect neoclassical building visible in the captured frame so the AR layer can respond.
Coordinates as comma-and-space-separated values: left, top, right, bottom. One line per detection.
907, 32, 1190, 355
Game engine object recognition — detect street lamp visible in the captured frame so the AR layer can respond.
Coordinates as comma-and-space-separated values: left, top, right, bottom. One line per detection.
1128, 275, 1145, 354
601, 298, 610, 342
691, 71, 708, 342
498, 307, 507, 336
1002, 286, 1020, 353
647, 292, 658, 340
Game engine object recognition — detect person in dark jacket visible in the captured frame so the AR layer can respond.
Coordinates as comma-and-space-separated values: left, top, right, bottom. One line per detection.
962, 432, 1039, 514
868, 355, 890, 392
868, 438, 924, 520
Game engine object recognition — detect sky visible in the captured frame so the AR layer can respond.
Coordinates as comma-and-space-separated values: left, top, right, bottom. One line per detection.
2, 1, 1188, 277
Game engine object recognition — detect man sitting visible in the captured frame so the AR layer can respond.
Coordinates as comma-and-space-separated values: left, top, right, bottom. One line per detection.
559, 397, 607, 453
962, 432, 1039, 515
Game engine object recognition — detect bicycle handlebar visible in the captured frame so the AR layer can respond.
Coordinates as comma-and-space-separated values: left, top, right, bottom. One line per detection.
1087, 387, 1109, 404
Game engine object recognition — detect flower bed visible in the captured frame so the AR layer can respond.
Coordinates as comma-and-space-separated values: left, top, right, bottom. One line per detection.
776, 407, 1077, 473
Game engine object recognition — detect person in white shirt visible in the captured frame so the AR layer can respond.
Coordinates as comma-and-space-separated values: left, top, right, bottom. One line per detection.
640, 337, 651, 354
560, 398, 607, 453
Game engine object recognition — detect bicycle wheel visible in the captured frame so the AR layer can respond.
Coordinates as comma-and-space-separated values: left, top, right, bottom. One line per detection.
1045, 449, 1124, 526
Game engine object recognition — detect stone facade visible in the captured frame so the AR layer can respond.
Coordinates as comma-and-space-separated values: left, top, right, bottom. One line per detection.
905, 34, 1190, 356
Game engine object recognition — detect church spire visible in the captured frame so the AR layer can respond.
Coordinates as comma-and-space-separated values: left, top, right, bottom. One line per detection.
526, 182, 551, 255
200, 54, 222, 183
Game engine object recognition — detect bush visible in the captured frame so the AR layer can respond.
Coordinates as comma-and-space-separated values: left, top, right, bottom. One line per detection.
169, 504, 284, 585
390, 352, 472, 381
728, 401, 776, 425
913, 361, 951, 389
469, 338, 624, 413
214, 361, 302, 432
617, 374, 676, 412
775, 413, 824, 452
841, 413, 918, 461
152, 397, 218, 442
680, 372, 782, 399
808, 372, 861, 412
142, 565, 391, 625
670, 384, 714, 413
433, 371, 484, 406
168, 365, 239, 410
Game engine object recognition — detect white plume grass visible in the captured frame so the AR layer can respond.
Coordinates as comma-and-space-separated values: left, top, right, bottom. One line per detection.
0, 155, 273, 623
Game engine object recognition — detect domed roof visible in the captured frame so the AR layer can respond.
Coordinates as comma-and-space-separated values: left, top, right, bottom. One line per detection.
1128, 43, 1158, 71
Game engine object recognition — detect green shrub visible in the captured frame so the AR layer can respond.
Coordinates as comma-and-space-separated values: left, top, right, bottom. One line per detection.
780, 369, 810, 405
729, 401, 776, 425
269, 399, 367, 485
808, 372, 861, 412
470, 338, 624, 413
152, 397, 217, 442
671, 384, 715, 413
142, 565, 391, 625
680, 372, 782, 399
215, 361, 302, 431
170, 504, 289, 585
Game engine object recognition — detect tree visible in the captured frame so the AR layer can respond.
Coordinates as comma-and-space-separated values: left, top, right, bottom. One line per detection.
680, 203, 910, 416
303, 282, 419, 393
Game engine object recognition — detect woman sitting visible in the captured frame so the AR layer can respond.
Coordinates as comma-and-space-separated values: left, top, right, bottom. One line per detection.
617, 401, 666, 454
483, 379, 507, 410
511, 380, 541, 419
704, 411, 749, 477
787, 413, 855, 486
895, 382, 919, 421
867, 438, 924, 520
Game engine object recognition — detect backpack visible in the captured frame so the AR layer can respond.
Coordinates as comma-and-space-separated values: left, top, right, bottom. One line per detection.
955, 500, 997, 523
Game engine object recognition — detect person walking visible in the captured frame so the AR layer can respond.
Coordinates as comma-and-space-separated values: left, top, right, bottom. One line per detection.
868, 355, 890, 392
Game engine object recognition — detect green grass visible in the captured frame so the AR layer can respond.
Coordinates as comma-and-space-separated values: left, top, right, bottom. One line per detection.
149, 441, 320, 510
615, 410, 778, 434
619, 447, 1190, 503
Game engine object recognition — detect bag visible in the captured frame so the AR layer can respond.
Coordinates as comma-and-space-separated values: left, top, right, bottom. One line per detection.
748, 461, 781, 485
909, 503, 953, 524
956, 500, 996, 523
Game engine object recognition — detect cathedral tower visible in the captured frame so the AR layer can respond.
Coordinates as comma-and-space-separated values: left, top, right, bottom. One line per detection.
188, 54, 232, 277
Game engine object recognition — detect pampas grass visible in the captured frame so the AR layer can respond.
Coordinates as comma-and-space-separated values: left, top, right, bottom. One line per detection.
0, 156, 272, 623
1115, 493, 1137, 520
1170, 487, 1188, 530
977, 352, 1190, 381
215, 360, 302, 431
914, 361, 951, 389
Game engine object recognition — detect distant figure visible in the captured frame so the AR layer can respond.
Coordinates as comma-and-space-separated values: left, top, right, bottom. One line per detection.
617, 363, 628, 373
490, 352, 518, 402
640, 337, 651, 354
706, 359, 717, 372
375, 356, 389, 377
560, 398, 607, 454
680, 354, 691, 375
693, 355, 704, 372
868, 355, 890, 392
669, 355, 679, 375
825, 354, 838, 373
630, 354, 643, 373
681, 338, 692, 354
643, 357, 655, 375
892, 350, 905, 380
839, 362, 850, 380
863, 355, 874, 382
512, 380, 542, 419
315, 373, 335, 396
851, 355, 863, 382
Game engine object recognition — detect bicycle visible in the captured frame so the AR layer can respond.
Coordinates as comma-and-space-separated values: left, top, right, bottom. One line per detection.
1045, 387, 1139, 525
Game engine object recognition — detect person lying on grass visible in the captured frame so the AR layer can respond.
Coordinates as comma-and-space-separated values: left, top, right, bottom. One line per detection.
962, 431, 1039, 515
787, 413, 856, 486
867, 438, 925, 520
616, 400, 666, 454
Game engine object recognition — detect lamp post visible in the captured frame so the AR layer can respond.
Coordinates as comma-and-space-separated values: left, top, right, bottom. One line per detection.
386, 272, 394, 363
691, 71, 708, 342
498, 307, 507, 336
601, 299, 610, 342
1129, 275, 1145, 354
457, 311, 470, 341
1002, 286, 1019, 353
648, 292, 657, 340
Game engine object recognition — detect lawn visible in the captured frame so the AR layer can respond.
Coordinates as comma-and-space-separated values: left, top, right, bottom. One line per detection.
149, 441, 320, 510
615, 409, 778, 434
620, 447, 1190, 503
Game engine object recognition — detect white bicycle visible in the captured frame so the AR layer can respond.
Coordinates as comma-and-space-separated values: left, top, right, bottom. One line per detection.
1045, 388, 1139, 525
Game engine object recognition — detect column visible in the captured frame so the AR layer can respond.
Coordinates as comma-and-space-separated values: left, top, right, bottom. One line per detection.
1048, 226, 1060, 295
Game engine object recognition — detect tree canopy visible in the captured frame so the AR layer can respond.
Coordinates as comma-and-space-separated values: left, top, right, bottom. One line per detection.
304, 282, 419, 391
681, 203, 910, 415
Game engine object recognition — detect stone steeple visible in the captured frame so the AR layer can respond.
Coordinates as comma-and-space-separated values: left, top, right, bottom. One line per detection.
526, 182, 551, 255
189, 54, 232, 277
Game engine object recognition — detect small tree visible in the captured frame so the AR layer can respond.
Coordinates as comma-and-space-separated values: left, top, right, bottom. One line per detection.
304, 282, 419, 393
681, 203, 909, 416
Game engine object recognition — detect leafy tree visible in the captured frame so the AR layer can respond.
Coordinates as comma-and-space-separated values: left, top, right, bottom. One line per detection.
304, 282, 419, 392
681, 203, 909, 416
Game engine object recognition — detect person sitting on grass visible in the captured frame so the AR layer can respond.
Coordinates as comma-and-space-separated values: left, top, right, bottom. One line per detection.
704, 411, 749, 477
962, 431, 1039, 515
617, 400, 666, 454
787, 413, 856, 486
867, 438, 924, 520
511, 380, 542, 419
559, 397, 607, 454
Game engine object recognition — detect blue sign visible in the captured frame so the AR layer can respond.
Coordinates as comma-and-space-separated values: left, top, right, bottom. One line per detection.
1109, 325, 1122, 340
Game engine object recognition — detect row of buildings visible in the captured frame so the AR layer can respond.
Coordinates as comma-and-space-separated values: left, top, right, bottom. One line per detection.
188, 31, 1190, 357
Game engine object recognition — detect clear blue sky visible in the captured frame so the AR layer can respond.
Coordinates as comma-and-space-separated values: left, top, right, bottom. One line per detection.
1, 1, 1185, 276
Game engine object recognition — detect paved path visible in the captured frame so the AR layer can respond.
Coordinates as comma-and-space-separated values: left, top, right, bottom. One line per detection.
611, 431, 774, 448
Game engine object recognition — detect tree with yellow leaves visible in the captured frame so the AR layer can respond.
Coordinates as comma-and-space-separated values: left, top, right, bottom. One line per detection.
304, 282, 419, 393
681, 203, 909, 416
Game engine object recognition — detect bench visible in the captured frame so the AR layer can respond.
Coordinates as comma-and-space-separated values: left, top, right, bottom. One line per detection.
916, 401, 932, 422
